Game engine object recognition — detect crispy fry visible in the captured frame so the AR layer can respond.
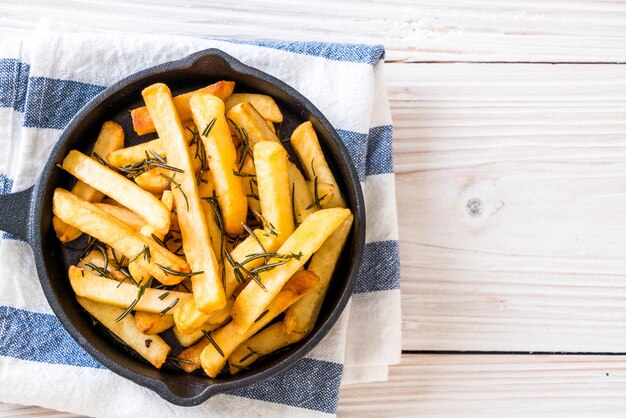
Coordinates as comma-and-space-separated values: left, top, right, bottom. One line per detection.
229, 322, 300, 374
134, 312, 175, 335
190, 92, 248, 235
131, 81, 235, 135
93, 203, 147, 231
266, 120, 276, 134
224, 94, 283, 123
53, 189, 189, 284
69, 266, 192, 314
284, 214, 353, 335
240, 156, 261, 213
106, 139, 166, 168
254, 141, 294, 243
290, 121, 346, 208
176, 338, 211, 373
77, 297, 170, 368
77, 249, 127, 281
173, 296, 235, 335
142, 83, 224, 313
53, 121, 124, 243
199, 271, 318, 377
231, 208, 350, 332
62, 150, 170, 235
134, 167, 171, 195
173, 321, 223, 348
197, 171, 223, 258
226, 102, 280, 150
287, 161, 316, 224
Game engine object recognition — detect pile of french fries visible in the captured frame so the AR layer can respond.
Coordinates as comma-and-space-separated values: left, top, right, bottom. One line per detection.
52, 80, 353, 376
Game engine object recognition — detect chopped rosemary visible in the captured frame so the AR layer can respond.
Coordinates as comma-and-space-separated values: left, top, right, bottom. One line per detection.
167, 356, 194, 365
93, 152, 115, 170
118, 151, 183, 179
115, 277, 153, 322
232, 170, 256, 178
248, 260, 290, 275
252, 211, 278, 237
78, 236, 96, 260
230, 363, 250, 371
290, 182, 299, 226
223, 249, 246, 284
157, 263, 203, 278
94, 244, 109, 271
254, 309, 269, 323
242, 223, 265, 253
158, 291, 171, 300
161, 173, 189, 211
129, 245, 151, 264
227, 118, 252, 171
159, 298, 179, 316
202, 330, 224, 357
239, 347, 261, 363
151, 233, 167, 248
84, 262, 112, 279
202, 118, 217, 137
240, 251, 302, 266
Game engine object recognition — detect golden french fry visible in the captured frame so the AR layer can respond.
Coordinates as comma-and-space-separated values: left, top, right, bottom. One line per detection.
287, 162, 316, 224
173, 321, 224, 348
226, 102, 280, 150
173, 296, 234, 335
134, 312, 175, 335
131, 81, 235, 135
176, 338, 211, 373
106, 139, 166, 168
62, 150, 170, 235
200, 271, 319, 377
134, 167, 171, 195
190, 92, 248, 235
77, 249, 127, 281
197, 171, 223, 258
77, 297, 170, 368
290, 121, 346, 208
93, 203, 147, 231
69, 266, 192, 314
53, 121, 125, 243
266, 120, 276, 134
231, 208, 350, 332
142, 83, 224, 314
229, 321, 301, 374
284, 214, 353, 335
306, 180, 335, 208
225, 94, 283, 123
254, 141, 294, 243
53, 189, 189, 284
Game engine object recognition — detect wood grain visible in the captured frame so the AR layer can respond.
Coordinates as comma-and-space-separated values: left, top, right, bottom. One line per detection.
3, 0, 626, 62
390, 63, 626, 351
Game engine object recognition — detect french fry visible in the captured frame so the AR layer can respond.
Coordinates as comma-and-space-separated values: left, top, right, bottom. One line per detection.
131, 81, 235, 135
290, 121, 346, 208
199, 270, 318, 377
197, 171, 223, 258
176, 338, 211, 373
62, 150, 170, 235
134, 167, 171, 195
266, 120, 276, 134
190, 92, 248, 235
254, 141, 294, 244
77, 297, 170, 368
53, 189, 189, 284
229, 322, 300, 374
306, 180, 335, 208
93, 203, 147, 231
226, 102, 280, 149
231, 208, 350, 332
53, 121, 125, 243
106, 139, 166, 168
173, 321, 224, 348
142, 83, 224, 313
224, 94, 283, 123
287, 162, 316, 224
69, 266, 192, 314
284, 214, 353, 335
173, 296, 234, 335
134, 312, 175, 335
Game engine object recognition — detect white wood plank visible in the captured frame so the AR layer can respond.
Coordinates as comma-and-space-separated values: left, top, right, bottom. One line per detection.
338, 354, 626, 417
388, 63, 626, 351
3, 0, 626, 62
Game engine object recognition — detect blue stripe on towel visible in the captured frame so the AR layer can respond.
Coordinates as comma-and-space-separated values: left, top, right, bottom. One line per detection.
23, 77, 105, 129
354, 240, 401, 294
231, 358, 343, 414
0, 173, 19, 241
223, 40, 384, 65
0, 305, 104, 369
366, 125, 393, 177
0, 59, 30, 112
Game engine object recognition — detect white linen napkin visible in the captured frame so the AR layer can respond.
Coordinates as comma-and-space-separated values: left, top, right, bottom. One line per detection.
0, 21, 401, 418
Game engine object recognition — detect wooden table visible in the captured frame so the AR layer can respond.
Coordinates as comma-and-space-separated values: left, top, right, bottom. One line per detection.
4, 1, 626, 416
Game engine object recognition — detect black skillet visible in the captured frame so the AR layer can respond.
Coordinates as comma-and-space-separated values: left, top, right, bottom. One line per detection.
0, 49, 365, 405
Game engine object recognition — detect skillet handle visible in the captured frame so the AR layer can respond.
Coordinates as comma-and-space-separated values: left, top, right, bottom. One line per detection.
0, 186, 34, 242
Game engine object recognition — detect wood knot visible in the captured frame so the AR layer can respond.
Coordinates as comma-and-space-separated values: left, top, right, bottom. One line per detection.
466, 198, 482, 217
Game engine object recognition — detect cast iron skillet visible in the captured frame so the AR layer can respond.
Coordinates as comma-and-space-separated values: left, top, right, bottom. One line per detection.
0, 49, 365, 405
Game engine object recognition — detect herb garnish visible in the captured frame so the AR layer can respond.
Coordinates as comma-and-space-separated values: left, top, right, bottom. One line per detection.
159, 298, 179, 316
119, 150, 183, 179
93, 152, 115, 170
115, 277, 153, 322
157, 263, 204, 278
161, 173, 189, 211
254, 309, 269, 323
202, 330, 224, 357
252, 210, 278, 237
129, 245, 151, 264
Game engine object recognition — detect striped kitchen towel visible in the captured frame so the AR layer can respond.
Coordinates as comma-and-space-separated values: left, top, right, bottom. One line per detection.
0, 21, 401, 418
